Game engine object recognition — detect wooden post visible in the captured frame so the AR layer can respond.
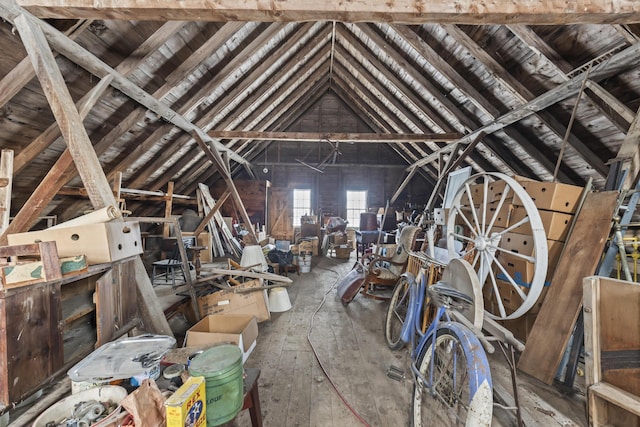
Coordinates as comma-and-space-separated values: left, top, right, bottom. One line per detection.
163, 181, 174, 238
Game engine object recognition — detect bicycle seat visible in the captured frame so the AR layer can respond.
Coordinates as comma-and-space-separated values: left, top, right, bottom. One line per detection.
428, 282, 473, 310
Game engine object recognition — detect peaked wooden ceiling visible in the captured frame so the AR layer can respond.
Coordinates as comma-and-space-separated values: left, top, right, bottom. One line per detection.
1, 0, 640, 223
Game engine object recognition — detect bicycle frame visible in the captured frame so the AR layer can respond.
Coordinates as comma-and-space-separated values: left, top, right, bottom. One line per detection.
396, 263, 493, 424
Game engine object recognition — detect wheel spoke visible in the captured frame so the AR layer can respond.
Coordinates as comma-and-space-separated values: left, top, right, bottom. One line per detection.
492, 245, 536, 263
485, 185, 511, 236
450, 232, 475, 244
481, 178, 489, 235
499, 215, 531, 234
465, 183, 483, 234
487, 267, 507, 318
486, 250, 528, 301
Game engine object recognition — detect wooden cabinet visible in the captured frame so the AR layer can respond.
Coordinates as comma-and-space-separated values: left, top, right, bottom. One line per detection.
0, 258, 138, 409
0, 282, 63, 406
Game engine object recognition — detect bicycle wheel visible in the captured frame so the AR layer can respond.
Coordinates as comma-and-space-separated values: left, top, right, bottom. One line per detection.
412, 323, 492, 427
384, 275, 412, 350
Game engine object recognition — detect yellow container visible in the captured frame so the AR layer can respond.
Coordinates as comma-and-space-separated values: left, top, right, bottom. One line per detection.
165, 376, 207, 427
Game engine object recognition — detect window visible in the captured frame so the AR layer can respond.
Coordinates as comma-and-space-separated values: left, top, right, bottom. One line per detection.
346, 190, 367, 228
293, 189, 311, 227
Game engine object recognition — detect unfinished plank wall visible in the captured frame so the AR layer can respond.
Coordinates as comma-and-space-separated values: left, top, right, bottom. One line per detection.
247, 93, 425, 220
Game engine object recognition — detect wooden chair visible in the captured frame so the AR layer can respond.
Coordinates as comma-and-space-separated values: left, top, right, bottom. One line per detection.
151, 237, 194, 288
360, 225, 421, 300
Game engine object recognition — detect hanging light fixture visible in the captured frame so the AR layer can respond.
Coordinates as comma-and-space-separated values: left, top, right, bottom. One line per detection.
262, 144, 269, 174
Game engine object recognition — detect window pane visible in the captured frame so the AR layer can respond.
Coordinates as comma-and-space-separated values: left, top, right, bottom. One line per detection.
293, 189, 311, 227
346, 190, 367, 228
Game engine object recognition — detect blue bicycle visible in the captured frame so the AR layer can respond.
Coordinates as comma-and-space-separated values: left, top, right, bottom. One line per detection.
384, 255, 493, 426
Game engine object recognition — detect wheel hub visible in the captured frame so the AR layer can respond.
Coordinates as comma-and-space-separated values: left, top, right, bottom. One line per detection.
474, 236, 489, 251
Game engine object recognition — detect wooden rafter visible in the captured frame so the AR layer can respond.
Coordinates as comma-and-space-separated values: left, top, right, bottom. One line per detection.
132, 23, 327, 190
0, 18, 91, 110
340, 24, 496, 174
14, 13, 117, 209
391, 24, 574, 181
359, 23, 527, 177
442, 23, 599, 181
46, 21, 190, 221
150, 37, 333, 193
340, 24, 456, 134
207, 131, 462, 143
407, 40, 640, 170
123, 23, 283, 189
17, 0, 640, 24
507, 24, 617, 174
0, 3, 250, 168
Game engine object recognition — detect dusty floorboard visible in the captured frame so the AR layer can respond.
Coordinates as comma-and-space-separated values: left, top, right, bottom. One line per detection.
193, 254, 586, 427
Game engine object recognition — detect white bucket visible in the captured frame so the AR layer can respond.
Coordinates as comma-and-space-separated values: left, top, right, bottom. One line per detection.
268, 287, 292, 312
299, 255, 311, 273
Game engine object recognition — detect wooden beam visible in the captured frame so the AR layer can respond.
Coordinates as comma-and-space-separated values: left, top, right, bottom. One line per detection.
193, 189, 231, 237
191, 130, 257, 240
506, 24, 617, 175
615, 105, 640, 190
390, 167, 418, 205
0, 18, 90, 110
16, 0, 640, 24
14, 13, 117, 209
207, 130, 462, 143
0, 150, 13, 236
585, 80, 636, 131
13, 74, 113, 173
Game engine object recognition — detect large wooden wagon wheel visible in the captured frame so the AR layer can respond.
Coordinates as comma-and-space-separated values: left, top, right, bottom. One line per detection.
446, 173, 548, 320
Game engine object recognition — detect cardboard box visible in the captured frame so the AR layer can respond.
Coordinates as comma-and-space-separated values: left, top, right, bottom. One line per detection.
198, 279, 270, 322
483, 202, 513, 229
298, 237, 318, 256
466, 183, 485, 206
165, 376, 206, 427
499, 232, 564, 272
485, 277, 549, 319
488, 176, 534, 203
510, 207, 573, 241
334, 246, 352, 259
7, 221, 142, 265
185, 314, 259, 364
514, 180, 583, 214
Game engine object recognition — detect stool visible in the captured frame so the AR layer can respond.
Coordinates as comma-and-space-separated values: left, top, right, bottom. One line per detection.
241, 368, 263, 427
281, 264, 299, 276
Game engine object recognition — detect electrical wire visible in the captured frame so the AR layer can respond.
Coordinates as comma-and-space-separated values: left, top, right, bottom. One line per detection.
306, 265, 372, 427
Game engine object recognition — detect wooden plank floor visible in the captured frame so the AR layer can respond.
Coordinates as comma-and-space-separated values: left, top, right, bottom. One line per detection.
198, 254, 588, 427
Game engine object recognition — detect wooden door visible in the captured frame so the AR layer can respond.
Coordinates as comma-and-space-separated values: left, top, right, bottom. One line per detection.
269, 188, 293, 240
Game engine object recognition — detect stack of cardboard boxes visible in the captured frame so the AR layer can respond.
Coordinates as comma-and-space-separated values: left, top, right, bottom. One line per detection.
473, 177, 584, 341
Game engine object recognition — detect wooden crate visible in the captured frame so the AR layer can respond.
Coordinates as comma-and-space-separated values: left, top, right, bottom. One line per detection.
583, 276, 640, 426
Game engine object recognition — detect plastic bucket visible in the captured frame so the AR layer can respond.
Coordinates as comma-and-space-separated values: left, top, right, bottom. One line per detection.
299, 255, 311, 273
189, 344, 244, 426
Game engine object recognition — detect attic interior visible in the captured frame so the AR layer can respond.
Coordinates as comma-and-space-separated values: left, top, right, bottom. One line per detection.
1, 0, 640, 425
